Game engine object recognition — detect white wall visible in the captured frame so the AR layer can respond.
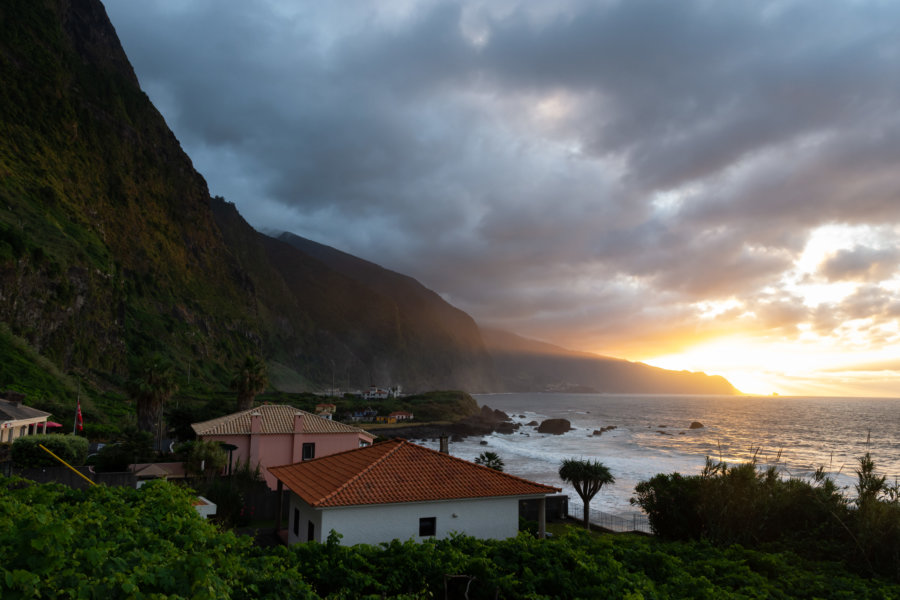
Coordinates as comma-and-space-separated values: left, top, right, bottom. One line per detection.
287, 494, 534, 546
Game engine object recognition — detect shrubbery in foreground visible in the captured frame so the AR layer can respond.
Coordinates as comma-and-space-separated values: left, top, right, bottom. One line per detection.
632, 453, 900, 582
3, 476, 900, 599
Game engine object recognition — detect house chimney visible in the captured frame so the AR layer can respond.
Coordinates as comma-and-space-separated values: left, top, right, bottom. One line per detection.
293, 412, 304, 433
439, 433, 449, 454
250, 412, 262, 434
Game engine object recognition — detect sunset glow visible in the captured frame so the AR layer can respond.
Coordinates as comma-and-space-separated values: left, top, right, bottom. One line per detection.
106, 1, 900, 397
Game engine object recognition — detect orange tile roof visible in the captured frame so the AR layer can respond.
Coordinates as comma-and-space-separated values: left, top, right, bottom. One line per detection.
268, 439, 560, 507
191, 404, 372, 437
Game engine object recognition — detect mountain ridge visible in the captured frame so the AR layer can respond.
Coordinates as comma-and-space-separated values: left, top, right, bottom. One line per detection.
0, 0, 737, 426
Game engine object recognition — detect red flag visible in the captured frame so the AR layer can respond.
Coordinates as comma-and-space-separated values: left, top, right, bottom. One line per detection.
75, 400, 83, 432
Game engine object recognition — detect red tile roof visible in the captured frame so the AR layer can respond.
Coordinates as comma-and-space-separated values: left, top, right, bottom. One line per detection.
268, 439, 560, 507
191, 404, 372, 437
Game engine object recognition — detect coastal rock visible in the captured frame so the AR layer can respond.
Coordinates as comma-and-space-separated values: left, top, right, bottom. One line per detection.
495, 422, 516, 434
525, 420, 539, 427
537, 418, 572, 435
689, 421, 704, 429
591, 425, 617, 436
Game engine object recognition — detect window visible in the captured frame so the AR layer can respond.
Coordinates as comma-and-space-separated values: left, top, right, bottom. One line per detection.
293, 508, 300, 536
307, 520, 315, 542
302, 443, 315, 460
419, 517, 436, 537
359, 440, 370, 448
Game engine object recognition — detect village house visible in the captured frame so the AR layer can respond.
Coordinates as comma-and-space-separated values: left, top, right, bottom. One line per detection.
268, 439, 560, 546
389, 410, 413, 421
314, 403, 336, 420
348, 407, 377, 422
191, 405, 374, 490
0, 392, 51, 443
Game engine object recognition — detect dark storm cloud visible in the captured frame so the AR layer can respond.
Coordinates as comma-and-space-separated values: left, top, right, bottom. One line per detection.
104, 0, 900, 358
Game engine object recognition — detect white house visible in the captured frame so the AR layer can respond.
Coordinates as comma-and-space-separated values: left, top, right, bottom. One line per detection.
0, 393, 51, 443
268, 439, 560, 546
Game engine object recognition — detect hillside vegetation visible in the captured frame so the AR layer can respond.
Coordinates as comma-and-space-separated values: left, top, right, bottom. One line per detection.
2, 475, 897, 599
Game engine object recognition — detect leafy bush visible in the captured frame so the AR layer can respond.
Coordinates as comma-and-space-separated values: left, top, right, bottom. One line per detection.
10, 434, 88, 467
89, 429, 154, 472
2, 475, 899, 598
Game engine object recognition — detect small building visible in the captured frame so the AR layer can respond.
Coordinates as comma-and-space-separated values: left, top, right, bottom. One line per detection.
374, 415, 397, 424
0, 393, 51, 443
269, 439, 560, 546
348, 407, 377, 422
191, 405, 375, 490
314, 403, 336, 420
389, 411, 413, 421
363, 386, 390, 400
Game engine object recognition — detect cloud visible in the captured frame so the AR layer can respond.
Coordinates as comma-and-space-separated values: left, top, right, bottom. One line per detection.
104, 0, 900, 392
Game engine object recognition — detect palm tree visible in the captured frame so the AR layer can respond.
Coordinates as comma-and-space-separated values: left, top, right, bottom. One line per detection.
559, 458, 615, 530
474, 451, 505, 472
130, 354, 178, 448
231, 355, 268, 411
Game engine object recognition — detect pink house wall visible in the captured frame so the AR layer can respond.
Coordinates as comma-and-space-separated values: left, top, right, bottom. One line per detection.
203, 431, 372, 489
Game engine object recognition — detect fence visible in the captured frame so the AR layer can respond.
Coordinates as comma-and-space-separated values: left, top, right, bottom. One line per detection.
584, 509, 652, 534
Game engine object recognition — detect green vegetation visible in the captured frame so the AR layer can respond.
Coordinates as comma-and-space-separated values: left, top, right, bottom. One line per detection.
2, 475, 899, 599
474, 451, 505, 471
560, 458, 616, 530
230, 355, 268, 412
10, 434, 88, 468
632, 453, 900, 582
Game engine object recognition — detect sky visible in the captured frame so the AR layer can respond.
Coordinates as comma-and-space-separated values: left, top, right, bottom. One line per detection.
103, 0, 900, 397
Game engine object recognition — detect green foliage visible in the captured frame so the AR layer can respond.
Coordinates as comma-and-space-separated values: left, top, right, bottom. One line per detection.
89, 428, 155, 472
180, 439, 227, 479
474, 451, 505, 471
2, 475, 900, 598
0, 476, 315, 598
10, 434, 88, 467
230, 354, 268, 412
129, 353, 178, 435
559, 457, 615, 529
633, 455, 900, 582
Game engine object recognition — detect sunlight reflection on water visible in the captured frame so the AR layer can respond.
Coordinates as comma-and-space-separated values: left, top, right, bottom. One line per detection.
416, 393, 900, 518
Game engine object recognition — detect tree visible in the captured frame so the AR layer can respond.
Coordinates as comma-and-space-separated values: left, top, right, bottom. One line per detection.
181, 440, 227, 480
474, 451, 505, 472
559, 458, 615, 530
130, 354, 177, 446
231, 355, 267, 412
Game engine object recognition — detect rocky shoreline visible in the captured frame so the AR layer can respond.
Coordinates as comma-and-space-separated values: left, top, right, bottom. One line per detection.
370, 404, 575, 443
369, 404, 706, 444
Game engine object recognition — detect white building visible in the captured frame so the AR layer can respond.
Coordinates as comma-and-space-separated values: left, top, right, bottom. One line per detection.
0, 394, 51, 443
269, 439, 560, 546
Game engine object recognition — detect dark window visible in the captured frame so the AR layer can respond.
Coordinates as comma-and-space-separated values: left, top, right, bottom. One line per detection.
419, 517, 436, 537
307, 520, 315, 542
293, 508, 300, 536
302, 443, 315, 460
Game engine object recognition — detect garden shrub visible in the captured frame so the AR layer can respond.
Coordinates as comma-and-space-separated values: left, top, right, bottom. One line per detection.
11, 434, 88, 467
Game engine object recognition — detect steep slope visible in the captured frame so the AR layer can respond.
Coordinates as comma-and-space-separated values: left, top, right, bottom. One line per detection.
481, 328, 739, 395
208, 208, 498, 392
0, 0, 261, 400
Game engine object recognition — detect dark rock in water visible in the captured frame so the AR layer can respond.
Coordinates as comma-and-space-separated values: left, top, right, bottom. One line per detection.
518, 414, 526, 418
656, 430, 671, 436
678, 431, 685, 435
658, 424, 667, 428
537, 418, 572, 435
526, 420, 539, 427
479, 440, 488, 445
493, 408, 510, 421
689, 421, 704, 429
495, 422, 516, 434
592, 425, 617, 436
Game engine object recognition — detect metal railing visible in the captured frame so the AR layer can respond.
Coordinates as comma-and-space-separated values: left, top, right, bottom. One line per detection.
569, 507, 652, 534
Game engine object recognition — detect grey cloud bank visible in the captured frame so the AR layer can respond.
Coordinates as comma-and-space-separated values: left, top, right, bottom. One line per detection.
104, 0, 900, 394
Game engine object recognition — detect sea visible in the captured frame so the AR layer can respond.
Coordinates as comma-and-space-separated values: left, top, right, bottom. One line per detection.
416, 393, 900, 523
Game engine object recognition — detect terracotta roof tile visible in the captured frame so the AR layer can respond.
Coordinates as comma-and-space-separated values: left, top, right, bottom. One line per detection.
268, 439, 560, 507
191, 404, 372, 437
